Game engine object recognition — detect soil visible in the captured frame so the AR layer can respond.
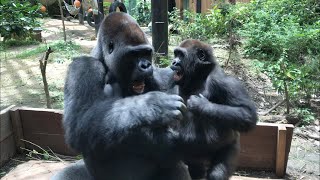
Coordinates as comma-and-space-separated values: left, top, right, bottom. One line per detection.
0, 18, 319, 179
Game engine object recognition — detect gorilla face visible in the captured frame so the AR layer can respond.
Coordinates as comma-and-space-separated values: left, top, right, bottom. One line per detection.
98, 12, 154, 94
171, 39, 215, 86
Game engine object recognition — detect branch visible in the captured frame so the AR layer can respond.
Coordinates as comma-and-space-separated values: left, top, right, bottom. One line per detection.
258, 99, 286, 116
39, 47, 54, 109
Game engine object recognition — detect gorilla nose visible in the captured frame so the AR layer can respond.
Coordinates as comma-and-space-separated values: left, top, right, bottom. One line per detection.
138, 60, 153, 73
171, 59, 180, 66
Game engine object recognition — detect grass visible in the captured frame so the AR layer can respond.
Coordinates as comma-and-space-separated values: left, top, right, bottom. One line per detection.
48, 83, 64, 109
15, 41, 80, 59
4, 38, 40, 47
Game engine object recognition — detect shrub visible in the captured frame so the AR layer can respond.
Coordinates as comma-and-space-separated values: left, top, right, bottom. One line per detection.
0, 0, 43, 40
131, 0, 151, 26
240, 0, 320, 114
169, 7, 226, 41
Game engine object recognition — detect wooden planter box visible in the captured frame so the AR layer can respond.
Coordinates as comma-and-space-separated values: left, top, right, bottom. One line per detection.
0, 106, 294, 177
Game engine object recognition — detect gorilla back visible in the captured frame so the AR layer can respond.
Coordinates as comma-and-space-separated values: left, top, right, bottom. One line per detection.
60, 12, 191, 180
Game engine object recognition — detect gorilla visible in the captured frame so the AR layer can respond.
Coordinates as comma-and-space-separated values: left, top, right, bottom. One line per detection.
52, 12, 191, 180
170, 39, 258, 180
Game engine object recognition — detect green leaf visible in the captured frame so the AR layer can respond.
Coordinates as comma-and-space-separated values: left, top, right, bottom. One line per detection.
285, 71, 294, 79
0, 0, 8, 5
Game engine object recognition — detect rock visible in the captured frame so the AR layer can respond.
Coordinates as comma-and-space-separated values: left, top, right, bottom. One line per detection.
286, 114, 302, 125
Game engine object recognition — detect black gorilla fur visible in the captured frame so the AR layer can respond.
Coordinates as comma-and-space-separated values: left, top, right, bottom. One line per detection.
53, 12, 191, 180
171, 39, 258, 180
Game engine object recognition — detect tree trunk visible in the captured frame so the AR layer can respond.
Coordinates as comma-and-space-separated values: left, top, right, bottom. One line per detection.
284, 80, 290, 114
58, 0, 67, 42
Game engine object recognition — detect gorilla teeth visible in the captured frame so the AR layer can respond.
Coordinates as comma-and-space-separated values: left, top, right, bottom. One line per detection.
173, 71, 183, 81
132, 81, 145, 94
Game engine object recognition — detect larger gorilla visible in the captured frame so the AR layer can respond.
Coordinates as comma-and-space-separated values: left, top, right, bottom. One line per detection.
171, 39, 258, 180
53, 12, 191, 180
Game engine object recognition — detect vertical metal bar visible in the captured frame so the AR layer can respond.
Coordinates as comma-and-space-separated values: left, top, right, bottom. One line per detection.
151, 0, 168, 66
196, 0, 201, 13
78, 0, 84, 25
94, 0, 104, 34
98, 0, 104, 15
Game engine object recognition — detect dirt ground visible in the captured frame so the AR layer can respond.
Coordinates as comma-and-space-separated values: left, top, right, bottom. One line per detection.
1, 18, 319, 179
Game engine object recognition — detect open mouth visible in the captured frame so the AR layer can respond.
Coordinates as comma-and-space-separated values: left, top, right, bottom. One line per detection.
170, 66, 183, 82
132, 80, 145, 94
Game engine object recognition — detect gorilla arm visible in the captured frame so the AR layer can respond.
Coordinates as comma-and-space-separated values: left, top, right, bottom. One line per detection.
186, 75, 258, 132
63, 56, 185, 155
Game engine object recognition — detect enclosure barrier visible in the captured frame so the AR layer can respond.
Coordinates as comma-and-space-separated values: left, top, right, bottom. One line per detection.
0, 106, 294, 177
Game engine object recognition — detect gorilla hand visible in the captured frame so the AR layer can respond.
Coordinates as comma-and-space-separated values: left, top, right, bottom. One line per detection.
187, 94, 210, 113
108, 91, 186, 128
145, 92, 186, 126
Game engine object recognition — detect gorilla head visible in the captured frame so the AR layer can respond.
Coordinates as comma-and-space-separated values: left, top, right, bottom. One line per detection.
171, 39, 215, 89
93, 12, 154, 95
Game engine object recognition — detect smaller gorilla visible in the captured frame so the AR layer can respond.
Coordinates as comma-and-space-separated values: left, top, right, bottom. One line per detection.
171, 39, 258, 180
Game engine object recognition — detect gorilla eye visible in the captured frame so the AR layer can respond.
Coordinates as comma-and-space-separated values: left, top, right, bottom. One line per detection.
174, 50, 184, 59
108, 41, 114, 54
197, 49, 206, 61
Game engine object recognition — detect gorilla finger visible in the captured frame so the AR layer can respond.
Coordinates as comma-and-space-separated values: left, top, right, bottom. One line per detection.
170, 94, 184, 102
172, 101, 186, 112
179, 102, 187, 113
171, 110, 183, 121
190, 95, 200, 99
186, 99, 196, 110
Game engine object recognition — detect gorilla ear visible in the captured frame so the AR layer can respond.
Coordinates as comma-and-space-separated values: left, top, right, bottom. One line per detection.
108, 41, 114, 54
196, 48, 206, 61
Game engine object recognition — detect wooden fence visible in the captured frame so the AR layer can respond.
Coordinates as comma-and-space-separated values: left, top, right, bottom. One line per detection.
0, 106, 293, 177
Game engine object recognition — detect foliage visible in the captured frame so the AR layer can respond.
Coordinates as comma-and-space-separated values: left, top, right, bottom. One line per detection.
293, 108, 316, 126
1, 38, 40, 47
239, 0, 320, 111
0, 0, 43, 40
131, 0, 151, 26
169, 7, 226, 41
103, 2, 112, 13
158, 56, 171, 67
168, 2, 254, 41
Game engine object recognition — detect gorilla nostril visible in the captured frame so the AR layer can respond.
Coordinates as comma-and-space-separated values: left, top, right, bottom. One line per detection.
139, 60, 152, 71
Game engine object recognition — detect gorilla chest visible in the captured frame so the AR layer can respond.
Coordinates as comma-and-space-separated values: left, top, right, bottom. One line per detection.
183, 113, 236, 148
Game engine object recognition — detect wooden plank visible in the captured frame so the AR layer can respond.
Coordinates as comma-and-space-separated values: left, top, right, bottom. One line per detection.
276, 125, 287, 177
0, 105, 15, 142
9, 107, 25, 153
284, 124, 294, 174
189, 0, 196, 12
238, 125, 277, 170
18, 107, 76, 156
19, 108, 64, 135
0, 135, 16, 166
201, 0, 213, 13
176, 0, 183, 11
4, 107, 295, 175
